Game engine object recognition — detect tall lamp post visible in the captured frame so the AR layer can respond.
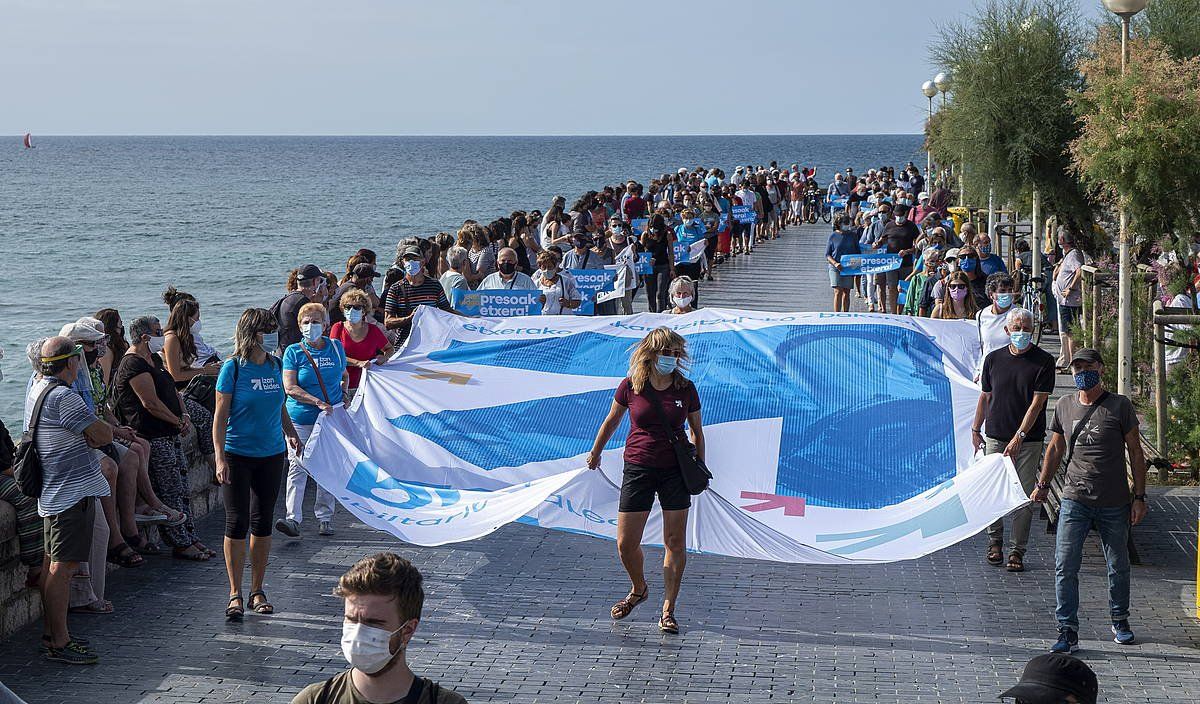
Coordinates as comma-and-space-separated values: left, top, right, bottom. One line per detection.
922, 80, 937, 179
1103, 0, 1149, 397
933, 72, 953, 190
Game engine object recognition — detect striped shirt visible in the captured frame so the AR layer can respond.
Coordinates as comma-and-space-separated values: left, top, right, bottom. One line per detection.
23, 378, 109, 517
384, 277, 452, 318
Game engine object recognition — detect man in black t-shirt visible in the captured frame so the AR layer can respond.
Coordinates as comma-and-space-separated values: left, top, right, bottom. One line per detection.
972, 306, 1055, 572
872, 204, 920, 314
275, 263, 327, 352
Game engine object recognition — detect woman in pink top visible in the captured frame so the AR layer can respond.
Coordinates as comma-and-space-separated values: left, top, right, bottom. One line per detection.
328, 289, 393, 400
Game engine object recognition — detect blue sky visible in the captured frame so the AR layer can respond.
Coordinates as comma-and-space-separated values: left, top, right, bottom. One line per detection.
2, 0, 1103, 135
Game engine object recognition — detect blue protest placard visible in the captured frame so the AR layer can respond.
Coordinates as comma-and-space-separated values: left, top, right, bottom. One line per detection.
732, 205, 757, 224
719, 213, 729, 230
451, 289, 542, 318
838, 253, 903, 276
898, 279, 909, 307
636, 252, 653, 275
828, 195, 848, 211
568, 268, 618, 316
630, 218, 649, 234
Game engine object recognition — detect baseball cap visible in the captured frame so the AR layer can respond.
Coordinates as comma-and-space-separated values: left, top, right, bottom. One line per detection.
1070, 348, 1104, 366
399, 245, 423, 259
60, 317, 107, 343
944, 247, 960, 260
352, 263, 381, 278
918, 191, 930, 201
296, 264, 323, 281
1000, 654, 1097, 704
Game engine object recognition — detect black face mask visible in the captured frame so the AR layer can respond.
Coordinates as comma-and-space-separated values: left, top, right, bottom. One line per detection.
84, 349, 98, 365
498, 261, 517, 275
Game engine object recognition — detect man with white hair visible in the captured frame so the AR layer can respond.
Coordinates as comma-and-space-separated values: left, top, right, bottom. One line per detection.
971, 306, 1056, 573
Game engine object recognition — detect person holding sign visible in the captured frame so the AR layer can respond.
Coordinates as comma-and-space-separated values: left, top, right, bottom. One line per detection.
673, 210, 706, 306
587, 328, 705, 635
609, 224, 641, 316
532, 250, 581, 315
825, 215, 861, 312
478, 248, 536, 290
639, 215, 676, 313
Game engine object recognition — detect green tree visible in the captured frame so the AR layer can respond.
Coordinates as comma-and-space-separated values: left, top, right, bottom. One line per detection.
927, 0, 1093, 230
1137, 0, 1200, 60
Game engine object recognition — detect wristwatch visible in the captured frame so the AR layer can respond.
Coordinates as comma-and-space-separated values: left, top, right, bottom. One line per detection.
1035, 481, 1049, 491
1133, 494, 1147, 502
1017, 430, 1027, 440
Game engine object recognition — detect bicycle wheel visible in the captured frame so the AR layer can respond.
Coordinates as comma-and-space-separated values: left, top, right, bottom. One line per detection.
1024, 284, 1045, 345
821, 205, 832, 224
806, 206, 817, 224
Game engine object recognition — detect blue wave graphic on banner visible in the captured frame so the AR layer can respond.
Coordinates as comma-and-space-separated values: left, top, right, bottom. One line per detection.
391, 324, 954, 509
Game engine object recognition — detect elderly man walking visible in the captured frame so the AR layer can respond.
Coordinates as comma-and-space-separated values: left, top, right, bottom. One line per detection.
26, 337, 113, 664
972, 307, 1056, 573
1031, 348, 1148, 653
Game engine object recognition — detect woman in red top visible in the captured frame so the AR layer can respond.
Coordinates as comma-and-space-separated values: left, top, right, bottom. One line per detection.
328, 289, 393, 401
586, 327, 705, 635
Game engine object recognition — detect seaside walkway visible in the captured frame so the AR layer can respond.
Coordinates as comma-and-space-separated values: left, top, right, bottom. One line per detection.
1, 222, 1197, 703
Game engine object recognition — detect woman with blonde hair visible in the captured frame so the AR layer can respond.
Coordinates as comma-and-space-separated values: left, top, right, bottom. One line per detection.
586, 327, 705, 635
212, 308, 302, 620
667, 276, 696, 314
932, 270, 979, 320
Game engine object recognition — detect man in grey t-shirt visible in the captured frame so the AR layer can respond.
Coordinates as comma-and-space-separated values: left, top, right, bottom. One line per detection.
1031, 348, 1148, 654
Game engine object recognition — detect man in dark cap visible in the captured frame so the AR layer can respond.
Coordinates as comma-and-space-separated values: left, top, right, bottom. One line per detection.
383, 246, 455, 344
1031, 348, 1148, 653
1000, 653, 1097, 703
274, 264, 327, 352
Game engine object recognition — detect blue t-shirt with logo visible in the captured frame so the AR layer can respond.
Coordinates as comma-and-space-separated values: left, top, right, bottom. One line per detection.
282, 338, 346, 426
215, 356, 286, 457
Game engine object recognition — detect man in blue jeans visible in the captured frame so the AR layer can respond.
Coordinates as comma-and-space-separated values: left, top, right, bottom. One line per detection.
1030, 348, 1148, 653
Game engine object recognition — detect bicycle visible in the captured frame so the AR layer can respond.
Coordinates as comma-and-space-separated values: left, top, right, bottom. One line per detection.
1019, 275, 1046, 346
804, 190, 821, 224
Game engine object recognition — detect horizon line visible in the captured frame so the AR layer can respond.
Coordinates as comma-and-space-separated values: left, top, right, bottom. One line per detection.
12, 132, 924, 138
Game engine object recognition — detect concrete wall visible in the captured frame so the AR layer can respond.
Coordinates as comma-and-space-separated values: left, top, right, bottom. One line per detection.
0, 440, 217, 639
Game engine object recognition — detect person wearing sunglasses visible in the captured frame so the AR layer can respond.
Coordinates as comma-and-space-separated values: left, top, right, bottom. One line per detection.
329, 288, 393, 402
931, 271, 979, 320
212, 308, 302, 621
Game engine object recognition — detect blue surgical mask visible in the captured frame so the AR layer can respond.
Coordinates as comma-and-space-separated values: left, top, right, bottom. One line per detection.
301, 322, 323, 342
403, 260, 422, 276
654, 355, 679, 375
345, 308, 364, 324
960, 257, 977, 273
996, 293, 1013, 308
260, 332, 279, 353
979, 244, 992, 255
1073, 369, 1101, 391
1010, 331, 1032, 350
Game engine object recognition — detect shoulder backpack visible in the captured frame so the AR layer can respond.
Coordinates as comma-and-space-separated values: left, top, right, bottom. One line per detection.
642, 382, 711, 495
13, 381, 62, 498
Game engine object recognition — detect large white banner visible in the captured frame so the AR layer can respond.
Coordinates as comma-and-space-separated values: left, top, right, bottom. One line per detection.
304, 307, 1029, 564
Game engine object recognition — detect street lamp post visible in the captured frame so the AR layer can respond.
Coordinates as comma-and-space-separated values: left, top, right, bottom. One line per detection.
934, 72, 952, 188
1103, 0, 1149, 397
922, 80, 937, 179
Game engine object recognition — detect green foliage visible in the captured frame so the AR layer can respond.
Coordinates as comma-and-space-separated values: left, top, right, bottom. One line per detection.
1137, 0, 1200, 60
928, 0, 1093, 227
1069, 31, 1200, 245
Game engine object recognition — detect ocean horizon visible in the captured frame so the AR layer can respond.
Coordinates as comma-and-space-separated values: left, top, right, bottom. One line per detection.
1, 134, 925, 423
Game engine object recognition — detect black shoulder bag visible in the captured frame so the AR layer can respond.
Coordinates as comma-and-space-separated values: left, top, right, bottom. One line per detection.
1061, 391, 1109, 472
13, 381, 62, 498
643, 382, 711, 495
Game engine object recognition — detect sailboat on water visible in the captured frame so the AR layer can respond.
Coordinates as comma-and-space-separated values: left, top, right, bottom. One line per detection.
23, 133, 33, 148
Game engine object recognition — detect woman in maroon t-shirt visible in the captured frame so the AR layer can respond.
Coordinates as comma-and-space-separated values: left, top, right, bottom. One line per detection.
586, 327, 705, 635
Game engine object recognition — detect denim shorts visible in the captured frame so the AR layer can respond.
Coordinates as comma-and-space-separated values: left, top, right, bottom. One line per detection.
828, 265, 854, 289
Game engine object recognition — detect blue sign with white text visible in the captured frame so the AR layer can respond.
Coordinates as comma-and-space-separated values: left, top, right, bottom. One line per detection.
838, 253, 903, 276
732, 205, 757, 224
452, 289, 542, 318
567, 268, 617, 316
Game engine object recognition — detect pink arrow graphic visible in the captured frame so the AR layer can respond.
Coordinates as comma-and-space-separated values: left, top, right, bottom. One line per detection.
739, 492, 806, 517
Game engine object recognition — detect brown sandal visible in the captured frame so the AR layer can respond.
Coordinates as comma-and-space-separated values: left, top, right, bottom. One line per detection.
248, 590, 274, 614
1006, 552, 1025, 572
987, 543, 1004, 565
659, 610, 679, 634
610, 589, 648, 620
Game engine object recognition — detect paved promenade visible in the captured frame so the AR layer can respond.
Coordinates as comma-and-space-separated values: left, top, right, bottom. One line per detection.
1, 223, 1198, 703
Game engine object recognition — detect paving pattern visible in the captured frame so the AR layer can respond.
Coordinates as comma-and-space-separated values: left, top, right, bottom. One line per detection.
1, 223, 1197, 703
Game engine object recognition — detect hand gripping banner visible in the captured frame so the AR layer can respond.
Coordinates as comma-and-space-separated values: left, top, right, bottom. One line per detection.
303, 307, 1029, 564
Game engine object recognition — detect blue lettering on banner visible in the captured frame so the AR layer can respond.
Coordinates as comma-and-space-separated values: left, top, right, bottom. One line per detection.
452, 289, 541, 318
394, 324, 956, 509
630, 217, 649, 234
718, 213, 729, 230
731, 205, 757, 224
635, 253, 654, 276
838, 253, 903, 276
567, 268, 617, 316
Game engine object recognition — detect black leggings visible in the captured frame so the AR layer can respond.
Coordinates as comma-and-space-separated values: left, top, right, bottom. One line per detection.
645, 267, 671, 313
222, 451, 287, 539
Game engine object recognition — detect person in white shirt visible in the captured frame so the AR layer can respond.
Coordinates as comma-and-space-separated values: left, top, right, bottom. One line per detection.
531, 250, 580, 315
975, 273, 1018, 381
478, 248, 536, 290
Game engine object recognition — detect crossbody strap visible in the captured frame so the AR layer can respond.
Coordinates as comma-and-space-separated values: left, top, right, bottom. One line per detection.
641, 382, 683, 443
1063, 391, 1108, 469
27, 380, 62, 444
299, 342, 332, 405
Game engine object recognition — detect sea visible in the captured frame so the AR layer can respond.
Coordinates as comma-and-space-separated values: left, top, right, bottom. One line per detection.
0, 134, 924, 425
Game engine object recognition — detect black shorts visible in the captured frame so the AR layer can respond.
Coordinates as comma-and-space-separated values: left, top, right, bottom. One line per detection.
44, 497, 95, 564
619, 462, 691, 512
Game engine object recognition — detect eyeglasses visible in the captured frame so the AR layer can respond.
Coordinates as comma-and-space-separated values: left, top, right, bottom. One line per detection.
345, 305, 365, 311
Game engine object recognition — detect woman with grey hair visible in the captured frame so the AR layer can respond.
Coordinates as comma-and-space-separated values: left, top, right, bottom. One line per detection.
667, 276, 696, 315
439, 246, 472, 301
111, 316, 212, 561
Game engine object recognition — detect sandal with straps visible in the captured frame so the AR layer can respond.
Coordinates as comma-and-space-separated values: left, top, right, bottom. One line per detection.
659, 610, 679, 634
226, 594, 244, 622
248, 590, 274, 615
986, 543, 1004, 566
1006, 552, 1025, 573
106, 543, 145, 568
610, 589, 648, 621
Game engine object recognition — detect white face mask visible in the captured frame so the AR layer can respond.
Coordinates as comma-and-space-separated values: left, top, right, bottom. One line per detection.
148, 335, 165, 354
672, 295, 694, 309
341, 621, 411, 675
345, 308, 364, 324
301, 322, 323, 342
190, 319, 202, 336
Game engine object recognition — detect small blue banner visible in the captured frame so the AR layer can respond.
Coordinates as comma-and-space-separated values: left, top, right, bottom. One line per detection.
732, 205, 757, 224
568, 268, 618, 316
451, 289, 542, 318
636, 252, 654, 275
838, 253, 903, 276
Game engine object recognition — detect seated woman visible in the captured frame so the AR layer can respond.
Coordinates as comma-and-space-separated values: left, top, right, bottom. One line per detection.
667, 276, 696, 315
112, 316, 213, 561
164, 287, 221, 365
160, 295, 217, 460
329, 289, 393, 402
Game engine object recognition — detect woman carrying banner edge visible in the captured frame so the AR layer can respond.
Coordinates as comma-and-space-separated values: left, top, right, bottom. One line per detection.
586, 327, 704, 635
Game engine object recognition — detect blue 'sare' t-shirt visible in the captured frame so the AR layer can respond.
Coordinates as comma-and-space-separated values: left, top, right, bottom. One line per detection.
215, 357, 286, 457
282, 338, 346, 426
